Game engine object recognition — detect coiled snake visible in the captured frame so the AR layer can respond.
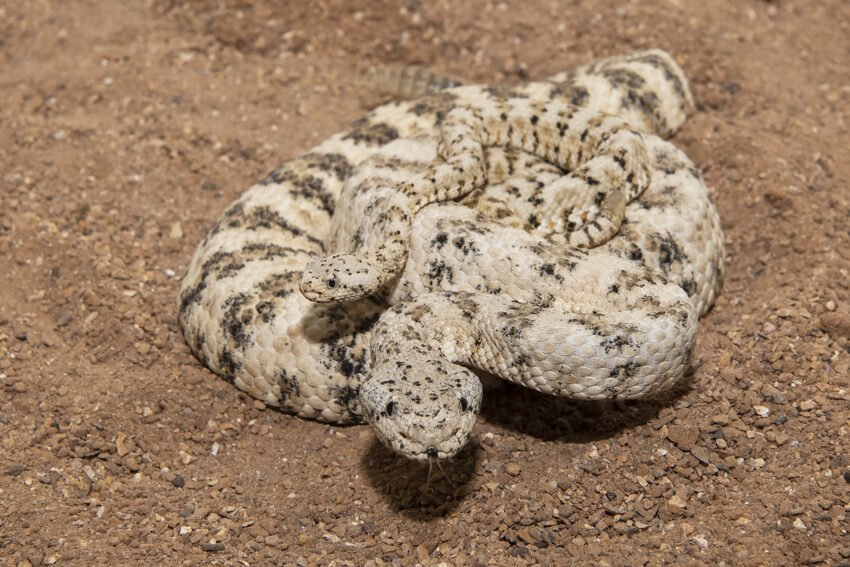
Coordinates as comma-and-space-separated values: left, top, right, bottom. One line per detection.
178, 50, 724, 460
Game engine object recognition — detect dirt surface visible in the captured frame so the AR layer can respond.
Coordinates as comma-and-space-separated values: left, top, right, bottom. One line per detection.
2, 1, 849, 565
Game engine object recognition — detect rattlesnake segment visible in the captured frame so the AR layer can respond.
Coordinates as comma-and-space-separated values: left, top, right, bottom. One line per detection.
300, 101, 651, 303
179, 50, 721, 458
363, 65, 462, 100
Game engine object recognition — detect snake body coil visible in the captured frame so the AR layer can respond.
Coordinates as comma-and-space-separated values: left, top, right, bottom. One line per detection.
178, 50, 724, 459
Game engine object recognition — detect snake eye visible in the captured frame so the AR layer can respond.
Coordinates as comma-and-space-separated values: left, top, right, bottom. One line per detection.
385, 401, 396, 416
327, 278, 337, 289
460, 397, 469, 412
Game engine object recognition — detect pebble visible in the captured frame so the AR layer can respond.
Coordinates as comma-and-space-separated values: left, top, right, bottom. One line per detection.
820, 311, 850, 338
40, 330, 61, 347
691, 446, 711, 465
799, 399, 818, 411
667, 424, 698, 451
82, 465, 96, 481
770, 391, 788, 404
55, 311, 73, 327
170, 475, 186, 488
691, 535, 709, 549
115, 432, 132, 456
666, 494, 687, 514
711, 413, 730, 425
753, 405, 770, 417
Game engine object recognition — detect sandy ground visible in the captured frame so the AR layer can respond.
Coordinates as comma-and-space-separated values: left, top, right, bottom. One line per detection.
1, 1, 849, 565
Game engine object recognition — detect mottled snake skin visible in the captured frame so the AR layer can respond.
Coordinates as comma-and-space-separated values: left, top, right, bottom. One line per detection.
299, 101, 651, 303
178, 50, 724, 460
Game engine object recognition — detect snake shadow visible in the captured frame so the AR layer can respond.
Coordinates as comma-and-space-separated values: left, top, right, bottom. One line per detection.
360, 374, 693, 517
360, 435, 482, 519
479, 374, 694, 446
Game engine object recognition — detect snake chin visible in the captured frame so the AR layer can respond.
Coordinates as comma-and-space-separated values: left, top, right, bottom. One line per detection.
359, 359, 483, 460
299, 254, 381, 302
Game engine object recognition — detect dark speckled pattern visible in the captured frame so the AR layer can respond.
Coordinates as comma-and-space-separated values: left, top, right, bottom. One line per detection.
177, 51, 721, 460
301, 100, 653, 304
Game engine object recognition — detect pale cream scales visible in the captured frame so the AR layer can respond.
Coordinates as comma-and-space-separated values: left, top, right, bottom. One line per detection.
299, 100, 651, 303
177, 50, 723, 460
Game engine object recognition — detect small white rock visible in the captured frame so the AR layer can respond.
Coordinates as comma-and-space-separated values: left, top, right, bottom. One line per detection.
82, 465, 96, 481
754, 405, 770, 417
691, 535, 709, 549
179, 526, 192, 535
793, 518, 806, 530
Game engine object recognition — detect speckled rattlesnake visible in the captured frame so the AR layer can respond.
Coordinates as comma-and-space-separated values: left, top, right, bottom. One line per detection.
178, 50, 724, 460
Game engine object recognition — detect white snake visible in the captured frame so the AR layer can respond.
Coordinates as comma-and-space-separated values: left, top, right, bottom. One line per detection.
178, 50, 724, 460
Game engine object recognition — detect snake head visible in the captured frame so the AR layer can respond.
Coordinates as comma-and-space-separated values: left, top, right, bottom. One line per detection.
359, 355, 483, 460
299, 254, 381, 302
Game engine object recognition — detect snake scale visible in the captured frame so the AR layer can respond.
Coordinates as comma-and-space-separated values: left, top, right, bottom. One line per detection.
178, 50, 724, 460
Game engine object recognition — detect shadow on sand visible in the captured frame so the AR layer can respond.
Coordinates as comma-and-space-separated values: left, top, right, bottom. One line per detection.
360, 375, 692, 518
